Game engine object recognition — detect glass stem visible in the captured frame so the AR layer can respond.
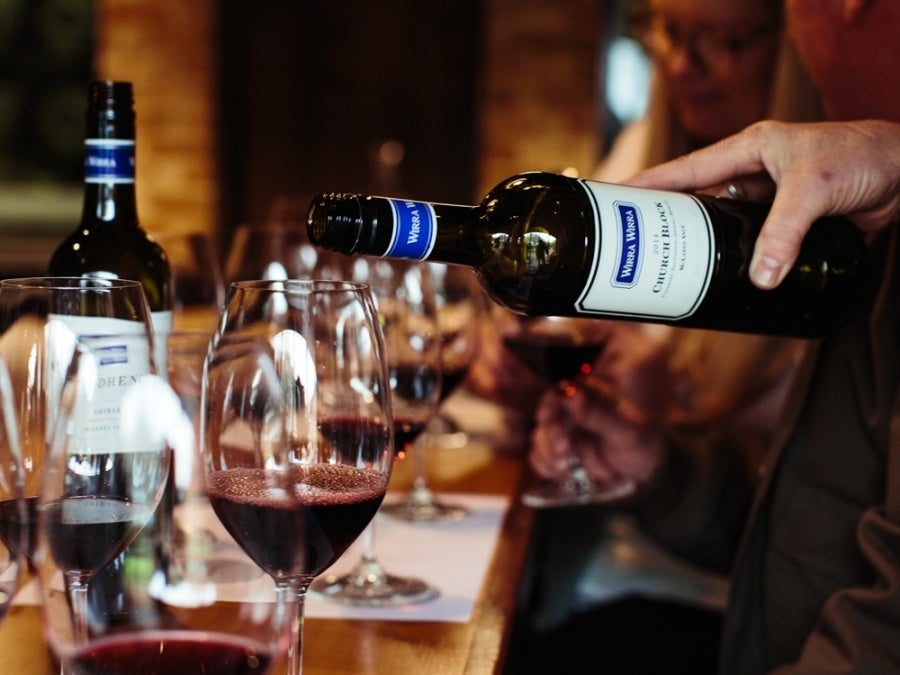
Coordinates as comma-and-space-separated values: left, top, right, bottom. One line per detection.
276, 579, 310, 675
560, 378, 592, 495
351, 520, 387, 585
65, 574, 89, 645
409, 433, 433, 505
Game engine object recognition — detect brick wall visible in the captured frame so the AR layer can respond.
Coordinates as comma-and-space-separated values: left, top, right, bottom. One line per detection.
476, 0, 604, 194
93, 1, 602, 237
94, 1, 219, 239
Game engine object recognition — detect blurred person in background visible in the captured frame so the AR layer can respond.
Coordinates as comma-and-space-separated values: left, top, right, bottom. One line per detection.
517, 0, 900, 672
467, 0, 821, 671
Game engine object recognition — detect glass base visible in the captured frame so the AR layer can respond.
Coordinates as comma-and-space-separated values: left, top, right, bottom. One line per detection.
521, 474, 636, 509
380, 487, 468, 523
310, 560, 439, 607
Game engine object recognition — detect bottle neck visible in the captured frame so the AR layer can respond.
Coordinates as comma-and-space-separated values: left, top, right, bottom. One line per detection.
81, 182, 139, 225
425, 202, 483, 265
306, 194, 480, 265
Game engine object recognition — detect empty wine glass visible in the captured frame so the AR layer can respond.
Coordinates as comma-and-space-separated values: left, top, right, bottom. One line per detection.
166, 331, 213, 438
312, 258, 442, 605
153, 231, 226, 333
502, 316, 637, 508
38, 332, 291, 675
0, 357, 24, 624
204, 280, 394, 675
224, 199, 347, 285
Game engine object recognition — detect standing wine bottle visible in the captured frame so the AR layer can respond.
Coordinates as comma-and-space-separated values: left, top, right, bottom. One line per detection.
48, 80, 171, 331
307, 171, 870, 338
47, 80, 172, 623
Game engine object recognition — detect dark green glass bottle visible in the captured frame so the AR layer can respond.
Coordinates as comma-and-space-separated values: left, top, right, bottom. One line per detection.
307, 171, 870, 338
48, 80, 171, 322
47, 79, 172, 623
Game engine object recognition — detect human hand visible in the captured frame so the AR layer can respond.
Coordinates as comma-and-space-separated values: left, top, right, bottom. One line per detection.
528, 324, 674, 485
626, 120, 900, 289
465, 308, 552, 413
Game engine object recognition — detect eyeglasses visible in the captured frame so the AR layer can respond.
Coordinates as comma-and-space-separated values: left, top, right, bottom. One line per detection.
628, 5, 779, 75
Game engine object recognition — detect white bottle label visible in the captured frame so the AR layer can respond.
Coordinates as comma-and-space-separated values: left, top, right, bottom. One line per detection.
151, 310, 173, 375
45, 316, 158, 454
576, 180, 715, 319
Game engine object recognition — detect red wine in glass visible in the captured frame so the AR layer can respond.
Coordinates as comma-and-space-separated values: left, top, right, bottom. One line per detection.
501, 333, 606, 383
394, 417, 429, 459
44, 496, 152, 575
502, 320, 636, 508
438, 366, 468, 402
389, 361, 437, 456
390, 362, 440, 407
0, 495, 38, 569
207, 463, 388, 580
311, 390, 441, 605
70, 630, 274, 675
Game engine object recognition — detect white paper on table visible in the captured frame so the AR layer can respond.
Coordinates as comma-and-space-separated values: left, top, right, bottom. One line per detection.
306, 493, 508, 622
14, 493, 509, 624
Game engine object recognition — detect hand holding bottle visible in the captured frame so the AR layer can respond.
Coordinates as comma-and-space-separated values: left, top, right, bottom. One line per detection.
626, 119, 900, 290
527, 323, 677, 489
308, 169, 869, 337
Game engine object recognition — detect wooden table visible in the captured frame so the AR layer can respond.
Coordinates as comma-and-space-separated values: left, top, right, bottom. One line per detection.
0, 440, 536, 674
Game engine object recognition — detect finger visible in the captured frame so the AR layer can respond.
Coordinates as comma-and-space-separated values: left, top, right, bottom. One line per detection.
700, 173, 777, 203
624, 122, 777, 192
528, 426, 560, 479
534, 388, 568, 425
578, 447, 618, 484
748, 167, 840, 289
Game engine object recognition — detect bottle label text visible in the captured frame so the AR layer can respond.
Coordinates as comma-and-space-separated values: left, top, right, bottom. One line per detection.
384, 199, 437, 259
577, 180, 714, 319
85, 139, 135, 184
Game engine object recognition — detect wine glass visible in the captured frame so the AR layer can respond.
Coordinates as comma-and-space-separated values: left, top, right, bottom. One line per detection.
203, 280, 394, 675
0, 356, 25, 624
36, 331, 290, 675
153, 231, 226, 333
0, 277, 158, 575
166, 331, 213, 431
502, 316, 637, 508
311, 258, 442, 605
381, 263, 486, 522
37, 334, 166, 647
224, 202, 347, 285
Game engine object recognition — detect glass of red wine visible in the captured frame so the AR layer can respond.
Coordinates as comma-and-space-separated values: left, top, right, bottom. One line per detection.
37, 330, 292, 675
381, 263, 486, 522
502, 317, 637, 508
0, 277, 160, 579
203, 280, 394, 675
37, 334, 167, 665
311, 258, 442, 605
0, 357, 24, 624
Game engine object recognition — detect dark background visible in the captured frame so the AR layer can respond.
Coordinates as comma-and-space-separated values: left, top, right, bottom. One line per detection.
218, 1, 483, 228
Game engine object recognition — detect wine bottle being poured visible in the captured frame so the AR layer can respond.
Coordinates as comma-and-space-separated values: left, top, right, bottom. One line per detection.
306, 171, 870, 338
